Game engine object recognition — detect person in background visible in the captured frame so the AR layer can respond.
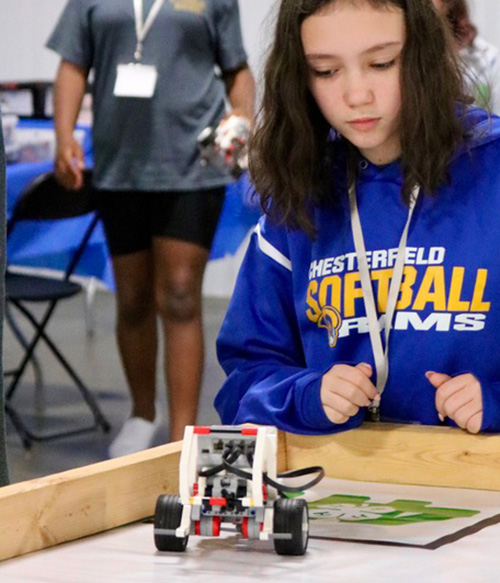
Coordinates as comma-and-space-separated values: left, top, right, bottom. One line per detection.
0, 111, 9, 486
432, 0, 500, 114
47, 0, 255, 457
215, 0, 500, 435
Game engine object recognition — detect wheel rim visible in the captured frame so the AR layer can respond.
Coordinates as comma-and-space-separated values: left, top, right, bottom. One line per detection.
301, 504, 309, 549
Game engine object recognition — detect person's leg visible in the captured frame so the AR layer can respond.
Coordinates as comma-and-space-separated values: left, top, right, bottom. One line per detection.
150, 186, 226, 441
153, 238, 209, 441
111, 250, 157, 421
106, 249, 165, 457
97, 190, 163, 456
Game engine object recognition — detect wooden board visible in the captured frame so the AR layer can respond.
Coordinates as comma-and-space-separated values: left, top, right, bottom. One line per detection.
284, 423, 500, 491
0, 442, 181, 562
1, 424, 499, 562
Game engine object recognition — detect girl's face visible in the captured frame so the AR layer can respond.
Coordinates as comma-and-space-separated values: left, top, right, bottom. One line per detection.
301, 1, 405, 165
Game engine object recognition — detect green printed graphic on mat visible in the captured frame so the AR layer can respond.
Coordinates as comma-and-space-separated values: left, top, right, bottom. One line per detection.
308, 495, 479, 526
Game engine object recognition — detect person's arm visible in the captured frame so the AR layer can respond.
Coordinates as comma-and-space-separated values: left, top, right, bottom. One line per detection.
223, 65, 256, 122
215, 217, 365, 435
53, 60, 89, 190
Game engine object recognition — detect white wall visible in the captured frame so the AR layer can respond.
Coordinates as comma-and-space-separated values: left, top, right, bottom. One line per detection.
239, 0, 276, 82
1, 1, 498, 84
0, 0, 275, 83
470, 0, 500, 48
0, 0, 67, 82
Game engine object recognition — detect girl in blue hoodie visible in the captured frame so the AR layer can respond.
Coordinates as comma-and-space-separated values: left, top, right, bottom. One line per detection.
215, 0, 500, 435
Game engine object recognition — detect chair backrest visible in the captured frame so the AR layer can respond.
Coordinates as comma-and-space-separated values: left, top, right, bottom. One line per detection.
7, 169, 99, 280
8, 170, 97, 227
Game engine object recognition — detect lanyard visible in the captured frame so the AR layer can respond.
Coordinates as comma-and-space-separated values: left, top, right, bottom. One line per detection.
133, 0, 165, 60
348, 180, 420, 419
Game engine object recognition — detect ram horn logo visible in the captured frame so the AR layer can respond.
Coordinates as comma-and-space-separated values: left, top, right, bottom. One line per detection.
318, 306, 342, 348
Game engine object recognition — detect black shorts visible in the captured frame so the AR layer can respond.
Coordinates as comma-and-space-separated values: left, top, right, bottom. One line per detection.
96, 187, 226, 256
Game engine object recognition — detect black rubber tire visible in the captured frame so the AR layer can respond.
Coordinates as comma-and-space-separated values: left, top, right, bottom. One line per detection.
273, 498, 309, 556
154, 494, 189, 552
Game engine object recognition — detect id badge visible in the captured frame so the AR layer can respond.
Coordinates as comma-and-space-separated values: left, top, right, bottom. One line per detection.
113, 63, 158, 98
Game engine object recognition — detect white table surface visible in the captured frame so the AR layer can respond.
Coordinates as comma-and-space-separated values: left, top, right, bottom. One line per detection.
1, 518, 500, 583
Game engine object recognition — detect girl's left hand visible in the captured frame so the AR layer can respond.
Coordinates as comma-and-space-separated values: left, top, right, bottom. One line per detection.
425, 371, 483, 434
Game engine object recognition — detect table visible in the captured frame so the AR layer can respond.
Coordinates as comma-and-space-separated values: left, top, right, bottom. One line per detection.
2, 517, 500, 583
6, 120, 260, 291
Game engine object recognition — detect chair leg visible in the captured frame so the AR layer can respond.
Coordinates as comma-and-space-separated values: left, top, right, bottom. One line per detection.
4, 402, 33, 450
4, 303, 43, 389
32, 324, 111, 431
5, 300, 111, 448
5, 300, 58, 402
5, 399, 111, 449
83, 276, 98, 336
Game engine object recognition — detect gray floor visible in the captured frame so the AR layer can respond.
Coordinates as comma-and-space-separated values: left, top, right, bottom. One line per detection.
3, 290, 229, 484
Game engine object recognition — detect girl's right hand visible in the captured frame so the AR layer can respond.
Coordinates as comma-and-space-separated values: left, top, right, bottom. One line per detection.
320, 363, 378, 425
55, 138, 85, 190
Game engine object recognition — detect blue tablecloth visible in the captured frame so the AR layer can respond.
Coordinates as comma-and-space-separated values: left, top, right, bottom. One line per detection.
6, 120, 260, 291
6, 119, 115, 288
210, 173, 260, 260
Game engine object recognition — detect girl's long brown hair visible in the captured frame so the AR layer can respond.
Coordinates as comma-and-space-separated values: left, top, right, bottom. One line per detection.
250, 0, 470, 236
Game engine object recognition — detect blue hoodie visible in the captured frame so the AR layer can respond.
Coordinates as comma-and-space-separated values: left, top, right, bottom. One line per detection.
215, 108, 500, 434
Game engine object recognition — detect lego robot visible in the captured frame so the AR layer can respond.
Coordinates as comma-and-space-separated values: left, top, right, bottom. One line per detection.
154, 425, 323, 556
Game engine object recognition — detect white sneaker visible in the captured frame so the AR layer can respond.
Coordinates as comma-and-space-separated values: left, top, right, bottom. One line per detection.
108, 414, 162, 458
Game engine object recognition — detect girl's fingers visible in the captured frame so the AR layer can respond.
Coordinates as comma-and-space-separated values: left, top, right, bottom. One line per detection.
323, 392, 361, 424
333, 364, 378, 400
431, 374, 482, 432
323, 405, 349, 425
322, 392, 359, 418
440, 386, 475, 419
466, 411, 483, 434
356, 362, 373, 377
434, 374, 477, 414
336, 382, 372, 408
425, 371, 451, 388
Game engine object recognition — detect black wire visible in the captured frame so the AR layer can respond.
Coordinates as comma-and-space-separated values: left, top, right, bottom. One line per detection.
220, 448, 324, 495
198, 442, 324, 495
198, 443, 243, 478
266, 466, 325, 494
221, 458, 252, 481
